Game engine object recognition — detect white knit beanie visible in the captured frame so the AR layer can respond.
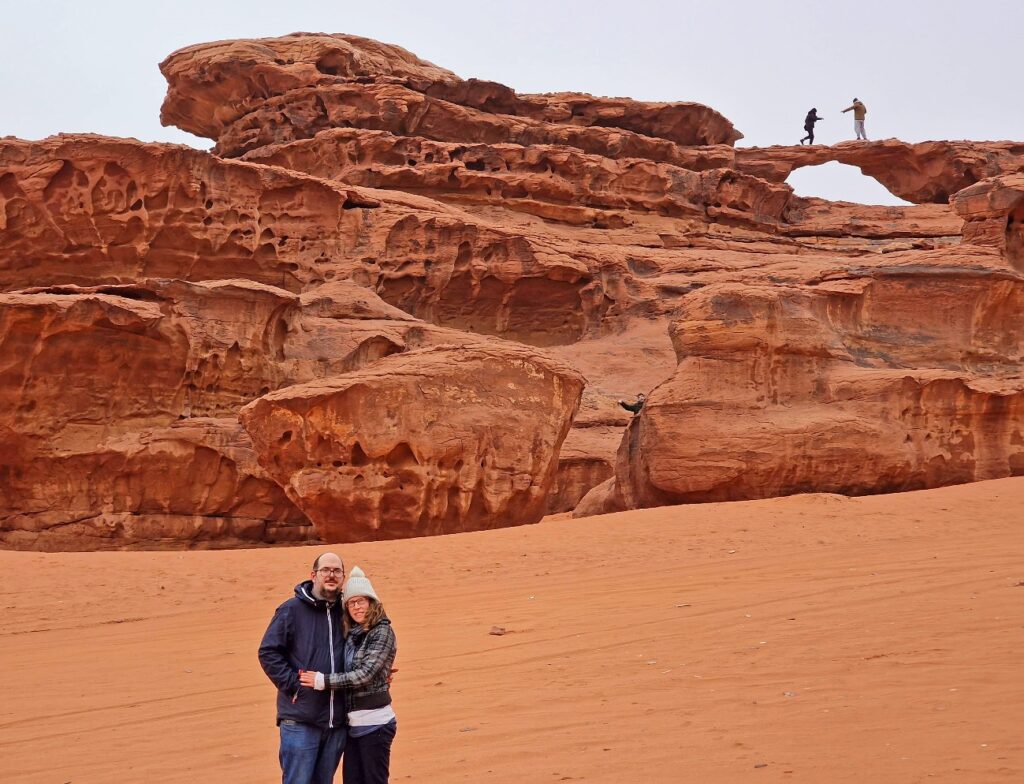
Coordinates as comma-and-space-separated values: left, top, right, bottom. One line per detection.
343, 566, 379, 604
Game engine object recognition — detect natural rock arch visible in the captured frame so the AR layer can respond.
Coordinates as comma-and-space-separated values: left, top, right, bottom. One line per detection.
734, 140, 1024, 204
785, 160, 913, 206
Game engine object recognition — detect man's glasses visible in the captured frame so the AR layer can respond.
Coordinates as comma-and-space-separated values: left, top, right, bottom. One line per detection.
316, 567, 344, 577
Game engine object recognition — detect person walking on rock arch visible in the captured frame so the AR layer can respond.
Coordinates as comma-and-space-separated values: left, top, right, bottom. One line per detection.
799, 108, 824, 145
259, 552, 348, 784
842, 98, 868, 140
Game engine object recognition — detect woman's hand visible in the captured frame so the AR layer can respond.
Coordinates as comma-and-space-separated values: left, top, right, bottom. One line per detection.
299, 670, 321, 688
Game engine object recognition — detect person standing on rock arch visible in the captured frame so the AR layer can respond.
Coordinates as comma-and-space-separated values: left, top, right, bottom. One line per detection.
259, 552, 348, 784
799, 108, 824, 145
842, 98, 868, 140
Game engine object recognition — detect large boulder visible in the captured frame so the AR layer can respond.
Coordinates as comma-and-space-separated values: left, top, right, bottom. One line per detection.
581, 268, 1024, 511
239, 344, 585, 540
159, 33, 461, 140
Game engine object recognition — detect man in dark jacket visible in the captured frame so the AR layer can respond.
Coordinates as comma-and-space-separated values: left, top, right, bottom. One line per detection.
259, 552, 347, 784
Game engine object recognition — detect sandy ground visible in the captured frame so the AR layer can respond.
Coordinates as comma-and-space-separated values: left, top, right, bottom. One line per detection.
1, 478, 1022, 783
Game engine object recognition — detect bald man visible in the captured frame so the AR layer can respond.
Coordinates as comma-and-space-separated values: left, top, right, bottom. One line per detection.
259, 552, 347, 784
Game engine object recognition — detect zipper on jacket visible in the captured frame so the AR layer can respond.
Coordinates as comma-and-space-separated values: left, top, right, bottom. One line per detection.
326, 605, 335, 728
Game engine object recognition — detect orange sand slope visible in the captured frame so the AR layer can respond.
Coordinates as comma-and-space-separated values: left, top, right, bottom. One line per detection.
1, 478, 1022, 783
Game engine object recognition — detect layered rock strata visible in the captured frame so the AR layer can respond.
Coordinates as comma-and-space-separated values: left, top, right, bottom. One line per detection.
241, 128, 791, 229
2, 31, 1023, 549
159, 33, 741, 155
0, 135, 375, 293
0, 136, 612, 348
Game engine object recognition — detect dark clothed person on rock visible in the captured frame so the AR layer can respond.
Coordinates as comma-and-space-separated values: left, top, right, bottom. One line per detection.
618, 393, 646, 414
800, 108, 824, 145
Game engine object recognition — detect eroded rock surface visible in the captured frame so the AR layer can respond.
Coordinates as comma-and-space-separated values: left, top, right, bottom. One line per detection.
735, 140, 1024, 204
241, 128, 790, 228
3, 31, 1023, 549
239, 345, 584, 540
0, 135, 624, 349
160, 33, 741, 155
0, 276, 506, 549
0, 418, 313, 551
0, 135, 376, 292
953, 173, 1024, 271
580, 268, 1024, 513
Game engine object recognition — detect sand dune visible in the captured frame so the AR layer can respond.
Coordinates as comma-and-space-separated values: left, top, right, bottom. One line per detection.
2, 478, 1022, 783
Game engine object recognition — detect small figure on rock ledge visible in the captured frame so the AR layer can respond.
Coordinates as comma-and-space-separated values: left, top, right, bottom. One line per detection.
618, 393, 646, 415
842, 98, 868, 140
799, 108, 824, 145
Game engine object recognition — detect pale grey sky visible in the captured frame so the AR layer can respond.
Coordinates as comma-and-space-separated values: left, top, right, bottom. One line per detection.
3, 0, 1021, 205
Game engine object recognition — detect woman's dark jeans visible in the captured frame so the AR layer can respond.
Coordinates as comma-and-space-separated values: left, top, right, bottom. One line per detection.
343, 722, 397, 784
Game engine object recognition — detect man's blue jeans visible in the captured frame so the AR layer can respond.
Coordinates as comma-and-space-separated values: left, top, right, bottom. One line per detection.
279, 721, 347, 784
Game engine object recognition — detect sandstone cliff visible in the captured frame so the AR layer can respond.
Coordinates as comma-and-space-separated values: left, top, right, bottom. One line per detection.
1, 32, 1021, 548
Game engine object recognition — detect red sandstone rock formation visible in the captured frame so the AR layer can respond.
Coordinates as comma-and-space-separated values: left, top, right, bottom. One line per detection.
0, 135, 641, 346
0, 135, 376, 292
953, 173, 1024, 272
2, 31, 1023, 550
0, 418, 313, 551
0, 283, 311, 549
0, 274, 514, 549
240, 128, 788, 229
159, 34, 461, 140
159, 34, 741, 155
578, 267, 1024, 513
239, 345, 584, 541
734, 140, 1024, 204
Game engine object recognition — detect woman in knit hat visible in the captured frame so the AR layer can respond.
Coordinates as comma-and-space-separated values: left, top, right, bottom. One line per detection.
299, 566, 397, 784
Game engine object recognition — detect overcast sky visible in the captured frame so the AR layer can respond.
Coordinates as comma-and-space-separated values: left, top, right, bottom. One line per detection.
3, 0, 1022, 205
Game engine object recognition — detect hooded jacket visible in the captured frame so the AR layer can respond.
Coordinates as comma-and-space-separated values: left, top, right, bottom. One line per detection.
842, 101, 867, 120
258, 580, 346, 728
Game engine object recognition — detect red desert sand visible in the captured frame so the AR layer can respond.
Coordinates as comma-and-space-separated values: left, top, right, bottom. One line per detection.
1, 477, 1022, 783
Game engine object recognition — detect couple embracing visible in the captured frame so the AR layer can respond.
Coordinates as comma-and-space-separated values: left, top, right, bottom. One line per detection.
258, 553, 398, 784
